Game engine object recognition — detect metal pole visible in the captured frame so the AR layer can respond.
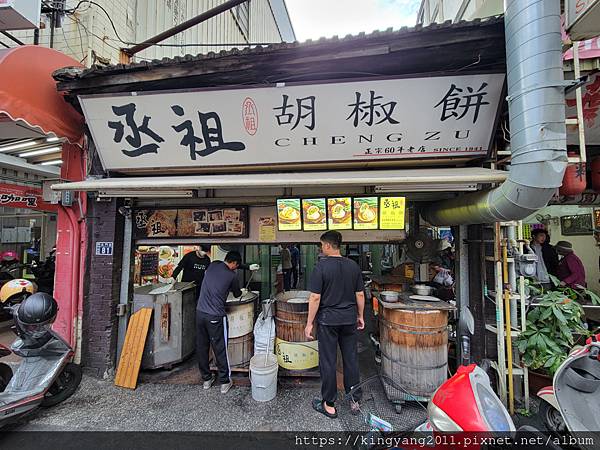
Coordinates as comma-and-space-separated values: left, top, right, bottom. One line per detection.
0, 31, 25, 46
33, 29, 40, 45
456, 225, 471, 366
49, 8, 55, 48
122, 0, 248, 59
116, 209, 133, 362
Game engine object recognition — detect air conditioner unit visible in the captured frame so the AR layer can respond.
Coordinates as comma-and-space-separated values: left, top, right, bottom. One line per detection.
0, 0, 41, 31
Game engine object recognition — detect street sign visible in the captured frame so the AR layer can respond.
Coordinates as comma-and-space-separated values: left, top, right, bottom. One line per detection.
95, 242, 114, 256
566, 0, 600, 41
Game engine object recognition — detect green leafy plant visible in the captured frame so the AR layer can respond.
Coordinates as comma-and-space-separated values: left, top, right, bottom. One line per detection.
517, 289, 590, 375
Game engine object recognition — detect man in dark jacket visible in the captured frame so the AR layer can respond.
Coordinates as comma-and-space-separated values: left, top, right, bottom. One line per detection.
306, 231, 365, 419
531, 229, 559, 278
196, 251, 259, 394
171, 244, 212, 301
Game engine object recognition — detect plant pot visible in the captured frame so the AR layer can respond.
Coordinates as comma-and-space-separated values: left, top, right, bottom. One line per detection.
528, 369, 553, 393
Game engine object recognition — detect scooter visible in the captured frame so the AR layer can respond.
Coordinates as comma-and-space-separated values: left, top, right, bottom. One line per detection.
537, 333, 600, 437
0, 292, 82, 427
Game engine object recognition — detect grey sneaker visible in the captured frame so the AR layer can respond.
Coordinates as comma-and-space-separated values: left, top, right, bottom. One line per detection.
220, 380, 233, 394
203, 375, 215, 390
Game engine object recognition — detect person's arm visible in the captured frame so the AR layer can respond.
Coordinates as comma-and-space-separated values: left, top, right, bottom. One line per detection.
355, 266, 365, 330
171, 253, 187, 280
305, 293, 321, 340
305, 264, 322, 340
230, 274, 242, 298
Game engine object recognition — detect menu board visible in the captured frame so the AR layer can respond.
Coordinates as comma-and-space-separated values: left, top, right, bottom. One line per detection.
277, 199, 302, 231
379, 197, 406, 230
140, 251, 159, 276
302, 198, 327, 231
327, 198, 352, 230
353, 197, 379, 230
133, 207, 248, 239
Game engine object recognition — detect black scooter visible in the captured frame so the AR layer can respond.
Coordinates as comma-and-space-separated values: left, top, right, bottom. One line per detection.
0, 293, 81, 427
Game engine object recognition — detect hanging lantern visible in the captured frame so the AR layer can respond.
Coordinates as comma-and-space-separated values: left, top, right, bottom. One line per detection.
591, 157, 600, 193
559, 160, 587, 196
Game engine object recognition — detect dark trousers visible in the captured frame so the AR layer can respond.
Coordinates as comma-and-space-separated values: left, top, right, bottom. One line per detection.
196, 311, 230, 384
283, 268, 292, 291
317, 323, 361, 405
291, 265, 299, 289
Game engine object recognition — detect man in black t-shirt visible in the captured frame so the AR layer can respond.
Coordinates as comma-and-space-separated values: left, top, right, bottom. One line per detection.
306, 231, 365, 419
171, 244, 212, 301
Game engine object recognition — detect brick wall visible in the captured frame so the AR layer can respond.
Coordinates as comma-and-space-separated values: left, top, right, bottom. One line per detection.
81, 196, 124, 378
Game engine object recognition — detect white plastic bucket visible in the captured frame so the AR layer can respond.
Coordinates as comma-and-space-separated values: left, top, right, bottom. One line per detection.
250, 353, 278, 402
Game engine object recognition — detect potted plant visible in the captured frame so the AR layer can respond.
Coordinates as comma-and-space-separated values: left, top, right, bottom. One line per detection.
517, 278, 599, 392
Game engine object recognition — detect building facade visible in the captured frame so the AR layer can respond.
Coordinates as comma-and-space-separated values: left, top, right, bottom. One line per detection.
5, 0, 295, 66
417, 0, 502, 25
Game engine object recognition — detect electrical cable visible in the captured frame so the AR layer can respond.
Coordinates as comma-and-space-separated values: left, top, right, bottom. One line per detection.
46, 0, 272, 51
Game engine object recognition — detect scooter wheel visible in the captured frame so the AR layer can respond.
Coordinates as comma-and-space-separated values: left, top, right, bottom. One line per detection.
0, 363, 13, 392
41, 363, 82, 407
539, 400, 566, 434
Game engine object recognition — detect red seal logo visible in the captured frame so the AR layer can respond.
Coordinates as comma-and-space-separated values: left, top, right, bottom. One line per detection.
242, 97, 258, 136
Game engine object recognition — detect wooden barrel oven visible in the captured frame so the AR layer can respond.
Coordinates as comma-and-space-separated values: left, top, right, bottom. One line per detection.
216, 292, 257, 368
379, 304, 448, 401
274, 291, 319, 373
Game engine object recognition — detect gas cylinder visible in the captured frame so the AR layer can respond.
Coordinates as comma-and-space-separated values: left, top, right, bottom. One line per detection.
559, 159, 587, 196
591, 157, 600, 192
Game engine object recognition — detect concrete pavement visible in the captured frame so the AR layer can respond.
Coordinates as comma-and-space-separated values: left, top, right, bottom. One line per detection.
9, 375, 346, 432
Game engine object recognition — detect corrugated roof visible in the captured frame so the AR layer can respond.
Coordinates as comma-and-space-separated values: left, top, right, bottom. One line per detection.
54, 15, 504, 82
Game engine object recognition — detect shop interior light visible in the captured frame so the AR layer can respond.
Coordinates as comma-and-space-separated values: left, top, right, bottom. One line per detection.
40, 159, 63, 166
98, 190, 194, 198
46, 136, 60, 143
19, 146, 62, 157
0, 140, 37, 152
374, 183, 478, 193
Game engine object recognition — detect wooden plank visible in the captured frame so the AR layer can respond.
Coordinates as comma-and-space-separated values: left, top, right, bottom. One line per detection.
115, 307, 153, 390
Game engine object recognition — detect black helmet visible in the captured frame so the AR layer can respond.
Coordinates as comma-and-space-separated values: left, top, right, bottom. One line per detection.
16, 293, 58, 338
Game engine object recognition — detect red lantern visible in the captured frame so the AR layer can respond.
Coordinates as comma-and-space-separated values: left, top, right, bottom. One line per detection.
559, 161, 587, 196
592, 157, 600, 193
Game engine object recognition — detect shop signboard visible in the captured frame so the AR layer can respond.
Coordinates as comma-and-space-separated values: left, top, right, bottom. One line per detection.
133, 207, 248, 239
301, 198, 327, 231
0, 183, 57, 212
327, 198, 352, 230
379, 197, 406, 230
277, 199, 302, 231
565, 0, 600, 40
353, 197, 379, 230
79, 73, 505, 173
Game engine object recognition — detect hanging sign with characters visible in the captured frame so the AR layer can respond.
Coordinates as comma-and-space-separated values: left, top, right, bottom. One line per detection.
133, 207, 248, 238
79, 74, 505, 172
379, 197, 406, 230
0, 183, 57, 212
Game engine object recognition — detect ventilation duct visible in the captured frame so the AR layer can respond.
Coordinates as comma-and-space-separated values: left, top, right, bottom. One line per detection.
422, 0, 567, 225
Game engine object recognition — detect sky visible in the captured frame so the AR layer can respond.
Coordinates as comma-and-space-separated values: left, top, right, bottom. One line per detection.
285, 0, 422, 42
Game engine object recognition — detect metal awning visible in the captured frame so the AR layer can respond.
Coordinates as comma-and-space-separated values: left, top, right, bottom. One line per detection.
51, 168, 508, 196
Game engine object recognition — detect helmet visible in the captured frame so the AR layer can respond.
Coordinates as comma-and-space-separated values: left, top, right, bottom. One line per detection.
0, 279, 36, 304
1, 251, 19, 262
16, 292, 58, 338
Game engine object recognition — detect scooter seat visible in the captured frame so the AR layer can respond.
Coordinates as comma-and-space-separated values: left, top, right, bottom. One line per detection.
564, 357, 600, 393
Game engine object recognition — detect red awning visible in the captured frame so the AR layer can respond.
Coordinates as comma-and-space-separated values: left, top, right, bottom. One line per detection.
0, 46, 84, 143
